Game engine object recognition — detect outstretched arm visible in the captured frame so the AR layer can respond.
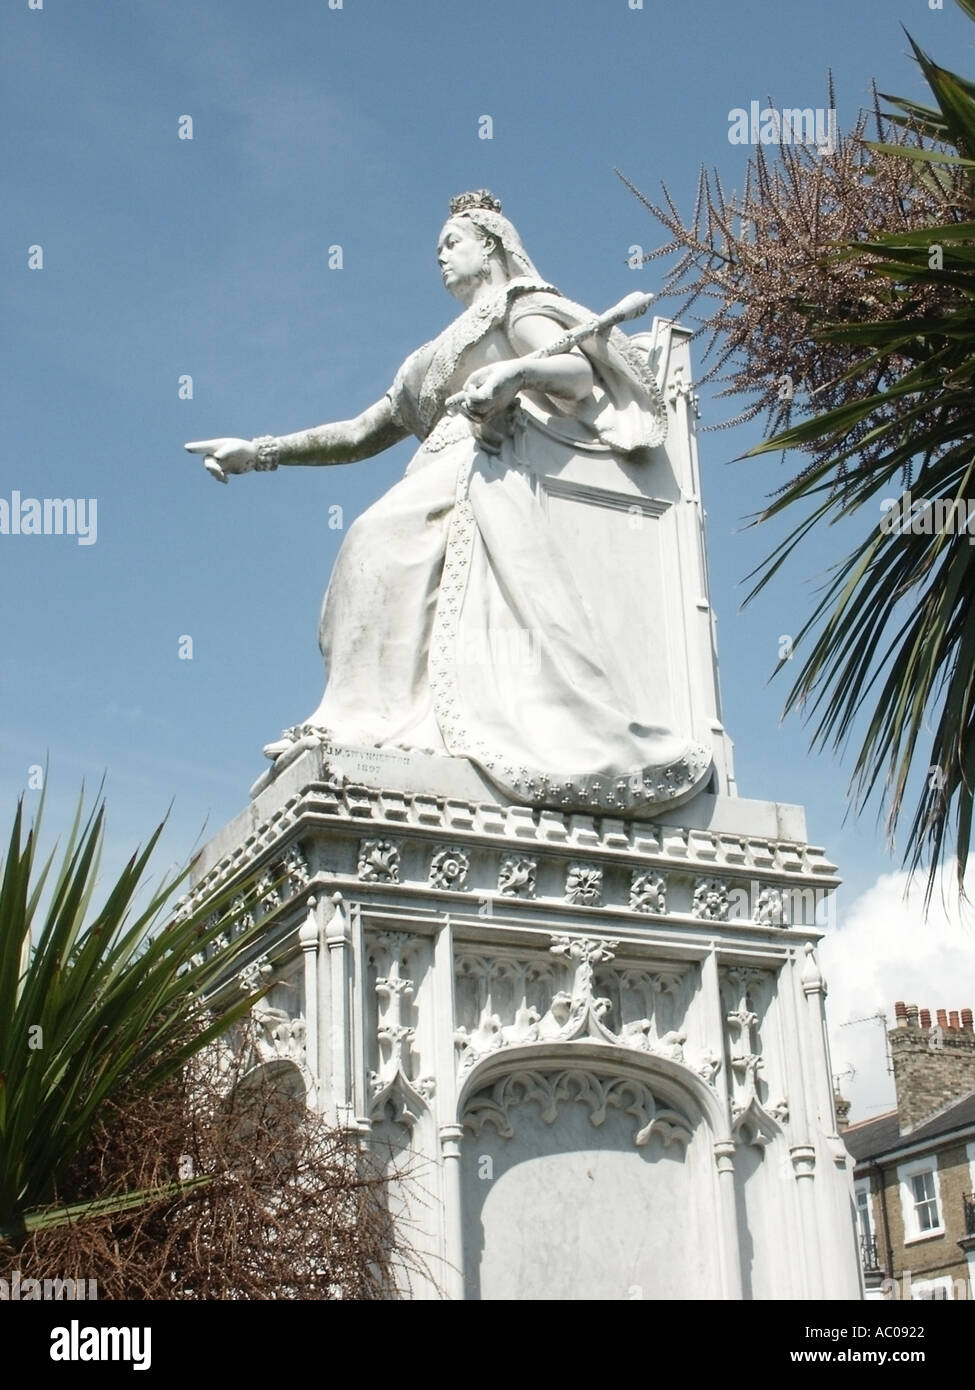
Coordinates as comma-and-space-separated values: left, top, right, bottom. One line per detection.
275, 397, 408, 464
185, 396, 408, 482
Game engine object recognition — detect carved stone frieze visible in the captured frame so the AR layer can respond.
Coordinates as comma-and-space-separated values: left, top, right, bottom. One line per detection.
184, 777, 839, 927
498, 855, 536, 898
358, 838, 401, 883
238, 953, 273, 994
230, 893, 254, 936
257, 870, 280, 914
181, 839, 315, 972
617, 965, 684, 1002
692, 878, 730, 921
629, 869, 667, 914
282, 843, 311, 890
429, 846, 470, 891
564, 863, 602, 906
755, 885, 786, 927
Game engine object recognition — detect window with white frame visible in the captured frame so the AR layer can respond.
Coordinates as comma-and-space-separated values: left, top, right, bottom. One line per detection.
898, 1157, 944, 1242
855, 1181, 874, 1239
912, 1170, 939, 1231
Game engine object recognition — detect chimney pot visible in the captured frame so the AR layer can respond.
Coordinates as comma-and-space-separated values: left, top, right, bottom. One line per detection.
906, 1004, 919, 1027
892, 1000, 975, 1131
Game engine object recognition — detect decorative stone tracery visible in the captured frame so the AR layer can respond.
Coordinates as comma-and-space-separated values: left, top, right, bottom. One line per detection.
452, 933, 718, 1088
463, 1068, 693, 1149
366, 932, 434, 1127
720, 965, 788, 1146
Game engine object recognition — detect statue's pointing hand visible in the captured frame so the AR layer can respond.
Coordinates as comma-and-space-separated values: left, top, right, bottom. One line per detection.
184, 438, 259, 484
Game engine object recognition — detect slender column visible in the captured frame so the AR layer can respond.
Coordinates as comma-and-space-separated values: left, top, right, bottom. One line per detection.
791, 1144, 822, 1298
433, 914, 465, 1299
796, 942, 835, 1298
325, 891, 353, 1127
702, 942, 743, 1299
439, 1124, 466, 1301
298, 894, 320, 1104
713, 1142, 743, 1300
350, 901, 370, 1127
776, 944, 817, 1298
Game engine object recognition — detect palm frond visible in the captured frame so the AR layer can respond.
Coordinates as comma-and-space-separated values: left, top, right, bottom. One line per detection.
0, 789, 278, 1244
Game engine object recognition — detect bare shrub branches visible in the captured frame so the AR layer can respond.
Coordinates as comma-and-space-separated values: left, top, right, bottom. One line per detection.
4, 1047, 426, 1300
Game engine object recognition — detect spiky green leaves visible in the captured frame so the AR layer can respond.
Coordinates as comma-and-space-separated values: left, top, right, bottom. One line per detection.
0, 788, 275, 1246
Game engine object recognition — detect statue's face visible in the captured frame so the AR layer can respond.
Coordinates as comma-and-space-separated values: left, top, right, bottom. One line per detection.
437, 218, 489, 297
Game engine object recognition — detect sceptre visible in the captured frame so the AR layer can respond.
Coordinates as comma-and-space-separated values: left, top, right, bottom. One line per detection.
444, 289, 655, 445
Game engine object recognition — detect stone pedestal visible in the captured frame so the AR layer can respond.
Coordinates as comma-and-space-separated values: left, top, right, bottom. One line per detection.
186, 742, 860, 1300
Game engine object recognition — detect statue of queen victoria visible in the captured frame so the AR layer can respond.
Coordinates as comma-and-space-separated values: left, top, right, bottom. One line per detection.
187, 192, 712, 814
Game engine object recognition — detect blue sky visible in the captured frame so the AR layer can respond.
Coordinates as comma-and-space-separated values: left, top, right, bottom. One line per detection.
4, 0, 975, 1114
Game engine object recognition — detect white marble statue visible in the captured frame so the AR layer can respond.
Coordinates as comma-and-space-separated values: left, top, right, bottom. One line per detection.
186, 191, 711, 812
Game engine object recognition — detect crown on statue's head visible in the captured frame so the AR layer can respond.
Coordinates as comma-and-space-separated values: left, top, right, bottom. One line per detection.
449, 190, 503, 217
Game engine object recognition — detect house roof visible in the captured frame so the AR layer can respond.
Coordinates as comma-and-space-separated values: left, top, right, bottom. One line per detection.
844, 1088, 975, 1165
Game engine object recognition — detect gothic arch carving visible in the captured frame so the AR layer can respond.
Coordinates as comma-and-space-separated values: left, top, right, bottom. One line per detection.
456, 1040, 727, 1142
236, 1055, 315, 1105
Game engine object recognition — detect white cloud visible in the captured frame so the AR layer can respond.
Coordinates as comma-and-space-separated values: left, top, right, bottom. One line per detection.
820, 865, 975, 1124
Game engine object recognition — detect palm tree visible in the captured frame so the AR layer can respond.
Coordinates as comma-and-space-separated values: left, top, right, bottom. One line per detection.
624, 0, 975, 898
0, 785, 270, 1249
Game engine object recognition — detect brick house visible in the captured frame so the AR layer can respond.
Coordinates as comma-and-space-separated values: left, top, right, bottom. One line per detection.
843, 1003, 975, 1299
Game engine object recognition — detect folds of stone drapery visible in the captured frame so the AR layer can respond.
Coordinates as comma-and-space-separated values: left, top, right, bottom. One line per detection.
311, 418, 712, 814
